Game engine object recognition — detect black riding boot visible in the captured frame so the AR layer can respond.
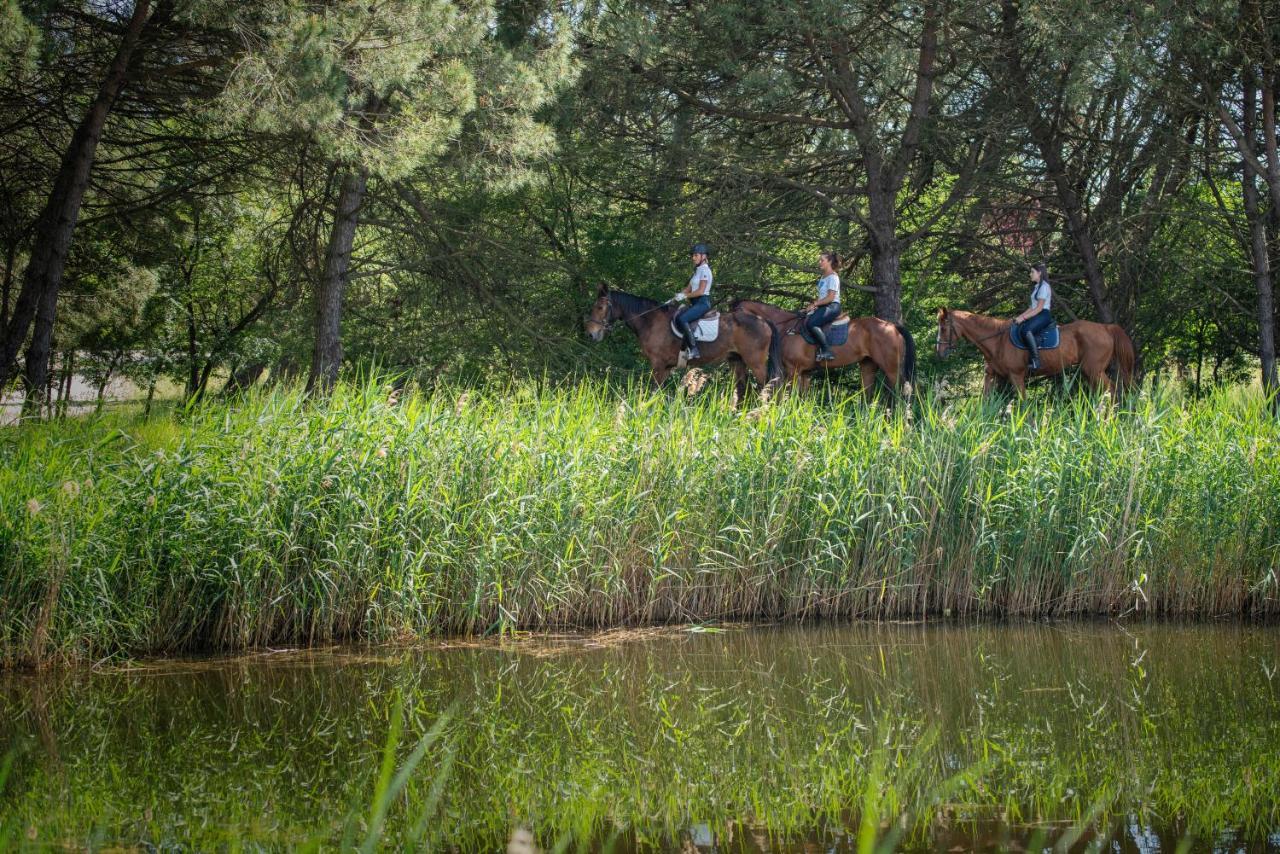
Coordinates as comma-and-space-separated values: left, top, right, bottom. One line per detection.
811, 325, 834, 361
676, 318, 700, 359
1023, 330, 1040, 371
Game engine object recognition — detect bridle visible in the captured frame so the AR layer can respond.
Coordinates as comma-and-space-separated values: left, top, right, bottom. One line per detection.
937, 313, 1006, 359
585, 292, 619, 335
936, 314, 962, 359
585, 290, 674, 336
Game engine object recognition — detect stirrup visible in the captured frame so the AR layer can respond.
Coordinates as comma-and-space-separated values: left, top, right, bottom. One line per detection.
686, 346, 701, 360
816, 349, 835, 362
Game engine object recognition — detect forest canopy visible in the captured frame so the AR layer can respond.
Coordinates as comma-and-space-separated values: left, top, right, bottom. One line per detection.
1, 0, 1278, 408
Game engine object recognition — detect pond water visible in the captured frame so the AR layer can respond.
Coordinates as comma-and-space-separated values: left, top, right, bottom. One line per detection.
2, 623, 1279, 851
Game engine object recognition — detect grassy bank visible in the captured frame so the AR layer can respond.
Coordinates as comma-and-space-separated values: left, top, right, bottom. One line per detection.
1, 379, 1278, 665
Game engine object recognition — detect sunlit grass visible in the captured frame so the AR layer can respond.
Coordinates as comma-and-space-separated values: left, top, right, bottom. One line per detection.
1, 377, 1277, 666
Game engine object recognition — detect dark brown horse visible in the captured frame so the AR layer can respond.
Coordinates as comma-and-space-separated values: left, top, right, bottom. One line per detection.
730, 299, 916, 397
936, 307, 1136, 395
585, 285, 780, 401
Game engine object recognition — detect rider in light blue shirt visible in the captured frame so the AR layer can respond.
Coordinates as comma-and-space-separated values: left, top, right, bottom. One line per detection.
1014, 262, 1054, 371
804, 250, 842, 361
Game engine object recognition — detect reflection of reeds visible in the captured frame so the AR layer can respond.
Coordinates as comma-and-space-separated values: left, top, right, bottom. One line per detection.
1, 378, 1278, 667
2, 623, 1276, 849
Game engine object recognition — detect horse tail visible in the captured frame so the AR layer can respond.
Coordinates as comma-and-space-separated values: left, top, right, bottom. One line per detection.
894, 323, 916, 389
1110, 324, 1136, 390
764, 317, 784, 384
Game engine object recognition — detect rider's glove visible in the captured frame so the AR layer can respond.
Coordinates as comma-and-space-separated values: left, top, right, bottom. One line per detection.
673, 292, 688, 303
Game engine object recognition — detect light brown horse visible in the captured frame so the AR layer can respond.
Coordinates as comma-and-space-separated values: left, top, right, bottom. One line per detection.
730, 299, 915, 397
584, 285, 780, 401
936, 307, 1136, 395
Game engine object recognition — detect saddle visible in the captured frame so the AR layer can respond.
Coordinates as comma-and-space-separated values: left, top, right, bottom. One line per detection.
670, 311, 720, 342
1010, 321, 1060, 351
795, 313, 851, 347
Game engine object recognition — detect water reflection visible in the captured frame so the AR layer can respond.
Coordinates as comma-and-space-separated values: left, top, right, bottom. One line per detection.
2, 623, 1278, 850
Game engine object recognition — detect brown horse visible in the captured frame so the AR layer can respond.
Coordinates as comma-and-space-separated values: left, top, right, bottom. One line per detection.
936, 307, 1136, 395
730, 299, 916, 397
584, 285, 780, 401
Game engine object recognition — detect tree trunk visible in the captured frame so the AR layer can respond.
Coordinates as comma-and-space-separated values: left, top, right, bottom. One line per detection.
94, 353, 119, 414
999, 0, 1114, 324
1029, 121, 1115, 324
307, 166, 369, 394
869, 238, 903, 323
223, 361, 266, 396
867, 188, 903, 323
1, 240, 15, 333
1, 0, 156, 396
1243, 70, 1278, 392
57, 350, 74, 418
196, 359, 216, 399
186, 297, 199, 397
144, 375, 157, 418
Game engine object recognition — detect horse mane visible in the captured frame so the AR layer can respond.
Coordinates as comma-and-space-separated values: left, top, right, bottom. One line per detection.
609, 289, 661, 318
952, 309, 1011, 332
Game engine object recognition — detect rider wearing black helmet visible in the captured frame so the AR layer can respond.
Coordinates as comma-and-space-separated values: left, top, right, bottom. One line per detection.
671, 243, 714, 359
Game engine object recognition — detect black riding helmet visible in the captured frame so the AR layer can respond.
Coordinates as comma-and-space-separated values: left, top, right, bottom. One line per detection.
690, 243, 709, 257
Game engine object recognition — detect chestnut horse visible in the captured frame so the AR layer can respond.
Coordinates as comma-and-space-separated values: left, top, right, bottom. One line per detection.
730, 299, 915, 397
936, 307, 1136, 395
585, 285, 780, 401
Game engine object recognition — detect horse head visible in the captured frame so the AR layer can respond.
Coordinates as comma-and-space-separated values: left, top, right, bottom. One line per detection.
584, 283, 613, 342
936, 307, 959, 359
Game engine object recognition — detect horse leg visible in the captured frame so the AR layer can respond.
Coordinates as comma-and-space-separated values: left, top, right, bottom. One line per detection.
742, 345, 770, 388
860, 359, 878, 402
651, 364, 673, 389
983, 367, 999, 397
731, 359, 750, 408
1085, 361, 1115, 397
1010, 371, 1027, 396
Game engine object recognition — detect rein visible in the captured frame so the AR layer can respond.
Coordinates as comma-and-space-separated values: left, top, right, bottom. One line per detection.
588, 291, 673, 334
938, 315, 1007, 358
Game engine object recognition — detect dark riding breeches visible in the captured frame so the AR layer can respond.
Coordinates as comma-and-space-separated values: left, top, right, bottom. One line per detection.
675, 297, 712, 349
1019, 309, 1053, 345
1019, 309, 1053, 367
805, 302, 841, 334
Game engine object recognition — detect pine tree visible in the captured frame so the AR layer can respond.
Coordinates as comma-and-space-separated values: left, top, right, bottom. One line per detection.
219, 0, 575, 391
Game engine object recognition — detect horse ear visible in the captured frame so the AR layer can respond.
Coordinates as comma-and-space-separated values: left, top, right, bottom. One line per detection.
596, 282, 608, 297
937, 307, 948, 320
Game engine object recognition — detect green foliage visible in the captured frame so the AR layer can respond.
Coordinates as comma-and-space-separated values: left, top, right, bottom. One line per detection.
219, 0, 575, 182
1, 378, 1277, 666
0, 0, 37, 71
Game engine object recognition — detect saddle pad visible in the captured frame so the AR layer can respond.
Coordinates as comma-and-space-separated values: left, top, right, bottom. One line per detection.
795, 314, 851, 347
671, 312, 720, 342
1010, 322, 1060, 350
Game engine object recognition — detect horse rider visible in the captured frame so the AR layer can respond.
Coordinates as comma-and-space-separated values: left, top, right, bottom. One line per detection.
671, 243, 714, 359
803, 250, 842, 361
1014, 262, 1054, 371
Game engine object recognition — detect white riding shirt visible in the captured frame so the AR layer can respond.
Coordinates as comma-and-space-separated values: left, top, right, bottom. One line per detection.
817, 273, 840, 301
688, 262, 712, 297
1030, 280, 1052, 312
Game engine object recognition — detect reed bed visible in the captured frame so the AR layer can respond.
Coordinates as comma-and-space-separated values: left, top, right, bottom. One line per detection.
1, 378, 1277, 665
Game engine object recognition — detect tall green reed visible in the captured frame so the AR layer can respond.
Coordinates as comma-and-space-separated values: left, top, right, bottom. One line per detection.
1, 377, 1277, 665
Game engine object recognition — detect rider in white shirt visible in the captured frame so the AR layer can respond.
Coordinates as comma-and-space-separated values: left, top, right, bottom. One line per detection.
1014, 262, 1054, 371
671, 242, 713, 358
804, 250, 842, 361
